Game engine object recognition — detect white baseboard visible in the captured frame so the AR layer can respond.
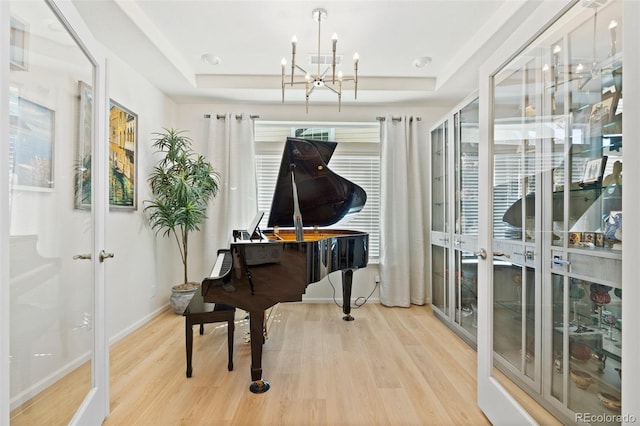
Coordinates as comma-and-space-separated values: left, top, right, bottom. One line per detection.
109, 303, 171, 345
301, 297, 381, 304
10, 351, 92, 410
10, 304, 171, 411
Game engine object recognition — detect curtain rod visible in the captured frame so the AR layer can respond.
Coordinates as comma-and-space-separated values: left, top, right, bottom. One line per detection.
203, 114, 260, 119
376, 116, 422, 122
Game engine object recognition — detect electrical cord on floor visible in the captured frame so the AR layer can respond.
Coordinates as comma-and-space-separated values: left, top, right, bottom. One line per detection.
326, 273, 379, 310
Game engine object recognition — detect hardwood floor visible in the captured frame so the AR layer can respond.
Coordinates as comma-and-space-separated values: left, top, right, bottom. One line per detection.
12, 302, 560, 425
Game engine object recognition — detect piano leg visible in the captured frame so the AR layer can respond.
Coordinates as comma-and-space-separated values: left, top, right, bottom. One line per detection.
186, 317, 194, 378
342, 269, 355, 321
248, 310, 270, 393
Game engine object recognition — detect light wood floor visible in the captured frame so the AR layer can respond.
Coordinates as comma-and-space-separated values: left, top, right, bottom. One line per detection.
12, 302, 561, 425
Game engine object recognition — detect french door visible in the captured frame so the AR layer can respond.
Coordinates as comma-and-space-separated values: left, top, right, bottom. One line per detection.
2, 0, 109, 424
479, 0, 640, 424
477, 1, 572, 424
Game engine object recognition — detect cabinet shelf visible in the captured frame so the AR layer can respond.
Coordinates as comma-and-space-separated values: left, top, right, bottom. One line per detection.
494, 300, 539, 322
561, 245, 623, 259
556, 184, 621, 194
553, 366, 621, 415
553, 325, 621, 362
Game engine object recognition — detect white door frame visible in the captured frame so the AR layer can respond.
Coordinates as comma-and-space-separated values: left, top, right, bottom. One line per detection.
476, 1, 572, 424
621, 2, 640, 422
1, 1, 11, 421
0, 0, 109, 424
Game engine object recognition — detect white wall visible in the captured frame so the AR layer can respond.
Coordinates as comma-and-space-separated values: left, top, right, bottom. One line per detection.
104, 53, 179, 341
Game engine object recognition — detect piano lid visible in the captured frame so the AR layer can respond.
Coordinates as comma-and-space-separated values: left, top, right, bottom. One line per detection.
267, 137, 367, 227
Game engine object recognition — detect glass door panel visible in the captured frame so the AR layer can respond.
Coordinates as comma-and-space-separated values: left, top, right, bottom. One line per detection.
457, 98, 479, 237
431, 121, 448, 233
493, 64, 537, 243
431, 245, 448, 313
454, 250, 478, 337
547, 3, 623, 421
492, 55, 541, 390
551, 1, 623, 251
552, 273, 622, 423
7, 1, 103, 424
493, 262, 535, 379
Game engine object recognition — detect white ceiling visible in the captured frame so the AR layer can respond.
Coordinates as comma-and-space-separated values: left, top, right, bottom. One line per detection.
72, 0, 540, 108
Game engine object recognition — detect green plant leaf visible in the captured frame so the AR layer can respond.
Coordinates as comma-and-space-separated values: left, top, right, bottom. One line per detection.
144, 128, 219, 284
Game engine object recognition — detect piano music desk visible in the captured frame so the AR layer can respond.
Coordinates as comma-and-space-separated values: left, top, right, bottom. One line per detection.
183, 290, 235, 377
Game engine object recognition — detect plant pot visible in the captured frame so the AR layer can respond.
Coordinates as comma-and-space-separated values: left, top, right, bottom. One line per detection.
170, 284, 198, 314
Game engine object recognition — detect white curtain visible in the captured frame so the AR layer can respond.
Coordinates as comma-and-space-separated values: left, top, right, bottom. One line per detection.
204, 113, 258, 262
379, 115, 429, 307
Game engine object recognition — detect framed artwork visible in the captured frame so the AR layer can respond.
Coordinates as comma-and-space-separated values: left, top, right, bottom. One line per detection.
595, 232, 605, 247
569, 232, 582, 245
108, 100, 138, 210
10, 97, 55, 190
589, 90, 619, 136
580, 156, 607, 187
75, 81, 92, 208
583, 232, 595, 245
10, 16, 29, 71
75, 81, 138, 210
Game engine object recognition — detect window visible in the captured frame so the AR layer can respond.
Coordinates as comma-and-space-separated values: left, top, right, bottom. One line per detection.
255, 121, 380, 261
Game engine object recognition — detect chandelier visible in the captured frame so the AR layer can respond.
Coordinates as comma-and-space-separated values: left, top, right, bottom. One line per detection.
281, 8, 359, 112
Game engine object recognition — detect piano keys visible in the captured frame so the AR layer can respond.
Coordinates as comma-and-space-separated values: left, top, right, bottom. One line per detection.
202, 137, 369, 393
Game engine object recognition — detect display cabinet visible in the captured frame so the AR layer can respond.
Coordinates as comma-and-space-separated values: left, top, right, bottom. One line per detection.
430, 118, 449, 315
490, 0, 623, 423
431, 95, 479, 345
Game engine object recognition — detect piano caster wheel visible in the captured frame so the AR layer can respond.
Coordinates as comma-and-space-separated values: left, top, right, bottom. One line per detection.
249, 380, 270, 394
342, 314, 355, 321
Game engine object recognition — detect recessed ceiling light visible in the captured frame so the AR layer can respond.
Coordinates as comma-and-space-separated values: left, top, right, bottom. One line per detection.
201, 53, 221, 66
413, 56, 432, 68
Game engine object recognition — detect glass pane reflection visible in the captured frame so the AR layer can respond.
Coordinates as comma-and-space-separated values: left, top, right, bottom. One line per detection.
9, 1, 95, 423
493, 262, 535, 376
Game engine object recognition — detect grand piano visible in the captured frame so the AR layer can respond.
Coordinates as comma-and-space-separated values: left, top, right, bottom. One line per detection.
201, 137, 368, 393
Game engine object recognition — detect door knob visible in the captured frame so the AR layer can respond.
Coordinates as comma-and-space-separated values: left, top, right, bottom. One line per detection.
99, 250, 115, 263
475, 248, 487, 260
73, 254, 91, 260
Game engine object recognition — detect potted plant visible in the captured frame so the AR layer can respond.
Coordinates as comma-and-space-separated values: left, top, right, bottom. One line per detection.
145, 128, 219, 314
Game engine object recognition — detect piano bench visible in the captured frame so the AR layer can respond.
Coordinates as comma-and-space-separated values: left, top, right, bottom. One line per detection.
183, 292, 235, 377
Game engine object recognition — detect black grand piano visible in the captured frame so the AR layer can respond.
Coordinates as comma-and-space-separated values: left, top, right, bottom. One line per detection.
201, 137, 368, 393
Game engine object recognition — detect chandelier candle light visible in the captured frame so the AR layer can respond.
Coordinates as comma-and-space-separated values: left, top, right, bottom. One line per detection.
281, 8, 359, 112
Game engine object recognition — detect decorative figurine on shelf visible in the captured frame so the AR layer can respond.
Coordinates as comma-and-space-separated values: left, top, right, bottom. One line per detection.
614, 287, 622, 299
569, 279, 586, 326
603, 313, 618, 342
603, 211, 622, 248
603, 160, 622, 186
569, 341, 592, 362
590, 283, 612, 331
